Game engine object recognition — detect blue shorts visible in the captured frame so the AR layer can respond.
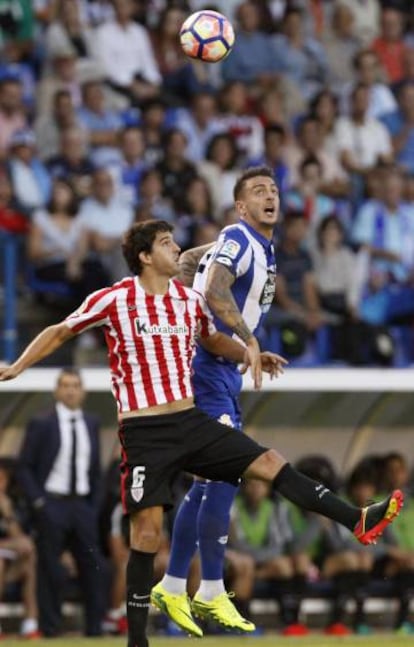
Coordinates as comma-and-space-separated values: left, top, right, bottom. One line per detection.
193, 371, 243, 432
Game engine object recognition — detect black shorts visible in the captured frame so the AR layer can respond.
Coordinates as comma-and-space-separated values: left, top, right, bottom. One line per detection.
118, 406, 267, 513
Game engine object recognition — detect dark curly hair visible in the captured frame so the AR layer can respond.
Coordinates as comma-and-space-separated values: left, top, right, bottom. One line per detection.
122, 220, 173, 276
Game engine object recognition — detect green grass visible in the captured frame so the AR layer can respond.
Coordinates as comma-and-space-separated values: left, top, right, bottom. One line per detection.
4, 635, 414, 647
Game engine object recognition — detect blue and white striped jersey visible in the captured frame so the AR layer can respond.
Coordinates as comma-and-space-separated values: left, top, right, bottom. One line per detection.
192, 220, 276, 387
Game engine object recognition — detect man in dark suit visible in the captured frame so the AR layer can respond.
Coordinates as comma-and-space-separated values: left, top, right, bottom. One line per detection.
19, 367, 105, 637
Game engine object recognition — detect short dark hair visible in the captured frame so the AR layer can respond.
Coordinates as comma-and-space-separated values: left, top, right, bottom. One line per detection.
233, 166, 274, 201
264, 124, 286, 139
122, 220, 173, 276
299, 154, 322, 176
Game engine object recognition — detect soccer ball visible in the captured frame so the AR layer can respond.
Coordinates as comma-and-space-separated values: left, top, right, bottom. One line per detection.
179, 10, 235, 63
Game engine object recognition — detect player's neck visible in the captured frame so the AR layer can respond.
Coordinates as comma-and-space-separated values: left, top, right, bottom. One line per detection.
138, 274, 170, 295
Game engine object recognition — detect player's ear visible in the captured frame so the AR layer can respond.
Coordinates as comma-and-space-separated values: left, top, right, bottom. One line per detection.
139, 250, 152, 267
235, 199, 246, 217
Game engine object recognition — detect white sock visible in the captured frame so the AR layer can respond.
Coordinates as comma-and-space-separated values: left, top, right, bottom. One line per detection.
20, 618, 38, 635
160, 574, 187, 595
197, 579, 226, 600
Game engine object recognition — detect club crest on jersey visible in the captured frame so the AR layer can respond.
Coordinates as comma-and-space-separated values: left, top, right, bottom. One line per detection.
219, 239, 240, 259
218, 413, 234, 427
135, 319, 189, 336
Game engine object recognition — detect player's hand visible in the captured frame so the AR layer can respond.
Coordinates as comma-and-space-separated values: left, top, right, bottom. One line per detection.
239, 337, 262, 390
260, 352, 288, 379
0, 363, 21, 381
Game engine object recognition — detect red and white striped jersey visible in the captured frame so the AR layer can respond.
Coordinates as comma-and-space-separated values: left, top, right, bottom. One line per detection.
65, 277, 216, 413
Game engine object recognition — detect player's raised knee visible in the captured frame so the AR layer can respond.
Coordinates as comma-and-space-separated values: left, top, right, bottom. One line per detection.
244, 448, 287, 481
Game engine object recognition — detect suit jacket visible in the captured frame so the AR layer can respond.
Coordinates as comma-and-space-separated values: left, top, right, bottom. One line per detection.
19, 407, 101, 509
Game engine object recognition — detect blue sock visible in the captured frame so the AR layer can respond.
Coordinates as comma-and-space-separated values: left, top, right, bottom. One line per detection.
167, 481, 206, 578
197, 481, 238, 581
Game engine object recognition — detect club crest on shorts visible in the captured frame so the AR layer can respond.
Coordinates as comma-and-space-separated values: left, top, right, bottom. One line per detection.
218, 413, 234, 427
131, 466, 146, 503
131, 486, 144, 503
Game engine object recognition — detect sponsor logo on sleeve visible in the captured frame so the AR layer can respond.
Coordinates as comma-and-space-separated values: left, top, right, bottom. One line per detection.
219, 239, 240, 259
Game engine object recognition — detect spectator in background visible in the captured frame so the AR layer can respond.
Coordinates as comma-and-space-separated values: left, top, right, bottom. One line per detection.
311, 216, 376, 365
35, 89, 84, 161
198, 133, 240, 220
174, 175, 215, 250
346, 49, 397, 119
247, 125, 290, 202
0, 168, 28, 236
335, 0, 380, 47
7, 129, 51, 214
285, 156, 336, 245
221, 1, 278, 93
323, 3, 360, 96
27, 177, 108, 304
229, 479, 310, 636
272, 7, 328, 101
313, 462, 376, 636
218, 81, 264, 161
78, 167, 133, 281
353, 165, 414, 327
151, 6, 210, 106
93, 0, 161, 104
47, 126, 93, 198
36, 48, 82, 116
140, 98, 167, 166
111, 126, 147, 206
372, 6, 409, 84
256, 88, 289, 129
382, 82, 414, 174
0, 458, 40, 640
135, 168, 175, 224
309, 90, 341, 159
174, 92, 225, 164
0, 0, 34, 63
380, 453, 414, 634
19, 368, 105, 637
44, 0, 94, 65
0, 77, 27, 159
334, 84, 393, 184
284, 116, 348, 198
77, 80, 122, 162
155, 128, 197, 207
266, 211, 324, 359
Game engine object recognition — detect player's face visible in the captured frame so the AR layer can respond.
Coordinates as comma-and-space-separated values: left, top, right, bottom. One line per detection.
55, 374, 85, 410
236, 176, 279, 235
149, 231, 181, 277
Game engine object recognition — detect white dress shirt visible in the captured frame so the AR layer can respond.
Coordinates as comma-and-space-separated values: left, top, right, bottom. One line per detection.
93, 20, 161, 87
45, 402, 91, 496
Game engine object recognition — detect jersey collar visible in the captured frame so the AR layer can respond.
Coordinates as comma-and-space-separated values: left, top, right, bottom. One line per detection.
240, 219, 274, 251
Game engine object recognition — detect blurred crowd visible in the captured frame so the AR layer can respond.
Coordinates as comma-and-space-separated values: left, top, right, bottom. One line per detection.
1, 387, 414, 638
1, 0, 414, 366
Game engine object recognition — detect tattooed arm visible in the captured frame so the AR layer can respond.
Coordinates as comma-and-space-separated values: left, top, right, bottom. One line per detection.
204, 262, 262, 388
176, 243, 215, 287
204, 263, 253, 343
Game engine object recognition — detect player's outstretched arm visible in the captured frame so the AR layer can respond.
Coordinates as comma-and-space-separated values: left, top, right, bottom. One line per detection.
199, 331, 263, 389
205, 262, 262, 388
176, 243, 215, 287
0, 323, 75, 381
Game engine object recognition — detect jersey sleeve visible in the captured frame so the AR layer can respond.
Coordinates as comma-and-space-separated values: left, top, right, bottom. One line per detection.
194, 291, 217, 338
211, 227, 252, 277
65, 287, 113, 334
